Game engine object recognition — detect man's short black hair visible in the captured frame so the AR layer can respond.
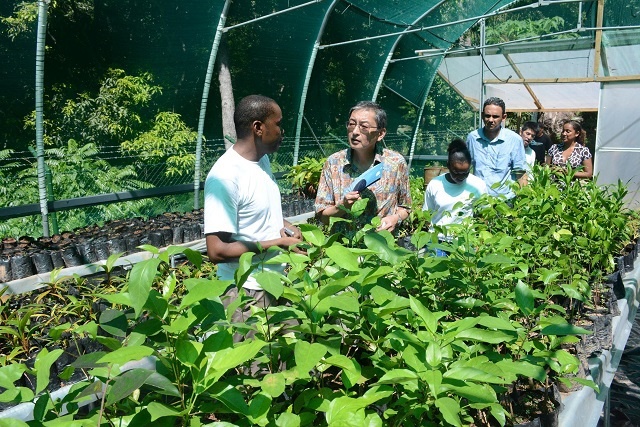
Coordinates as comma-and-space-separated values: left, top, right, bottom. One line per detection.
483, 97, 506, 115
234, 94, 278, 139
348, 101, 387, 130
521, 121, 539, 133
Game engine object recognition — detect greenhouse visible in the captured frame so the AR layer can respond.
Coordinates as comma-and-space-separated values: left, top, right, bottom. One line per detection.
1, 0, 640, 426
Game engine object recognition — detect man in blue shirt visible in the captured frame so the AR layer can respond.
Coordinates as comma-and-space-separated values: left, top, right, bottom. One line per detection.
466, 97, 527, 199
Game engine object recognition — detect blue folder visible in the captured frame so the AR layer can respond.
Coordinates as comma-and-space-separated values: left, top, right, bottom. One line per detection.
347, 162, 383, 193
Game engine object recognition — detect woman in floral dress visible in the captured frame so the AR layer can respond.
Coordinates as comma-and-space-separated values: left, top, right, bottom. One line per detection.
545, 120, 593, 180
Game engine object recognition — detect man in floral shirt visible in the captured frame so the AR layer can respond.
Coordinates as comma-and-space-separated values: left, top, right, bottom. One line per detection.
315, 101, 411, 233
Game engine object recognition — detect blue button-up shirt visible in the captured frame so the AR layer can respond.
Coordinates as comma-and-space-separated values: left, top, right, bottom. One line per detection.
466, 127, 526, 199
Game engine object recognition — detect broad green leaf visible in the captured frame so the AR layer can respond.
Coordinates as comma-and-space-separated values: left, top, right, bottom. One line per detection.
324, 355, 361, 388
422, 369, 443, 397
99, 309, 128, 337
144, 372, 181, 397
475, 316, 517, 331
445, 383, 497, 404
294, 341, 327, 374
537, 268, 561, 285
402, 345, 428, 374
300, 225, 326, 247
515, 281, 534, 316
34, 348, 63, 394
455, 328, 517, 344
147, 402, 183, 421
426, 341, 442, 368
409, 296, 438, 334
138, 244, 160, 254
495, 360, 547, 382
256, 271, 284, 299
326, 391, 390, 427
327, 294, 359, 313
97, 292, 132, 307
248, 392, 272, 423
71, 352, 108, 369
444, 367, 507, 384
317, 276, 357, 301
489, 403, 507, 426
179, 278, 229, 309
325, 244, 360, 271
276, 412, 301, 427
164, 307, 199, 334
0, 387, 34, 404
479, 254, 514, 265
0, 419, 30, 427
435, 397, 462, 427
210, 382, 250, 414
0, 364, 27, 389
203, 340, 265, 384
363, 232, 408, 265
375, 369, 419, 385
129, 257, 162, 317
540, 321, 591, 336
176, 339, 203, 367
97, 345, 154, 365
261, 373, 285, 397
106, 369, 153, 406
235, 252, 255, 287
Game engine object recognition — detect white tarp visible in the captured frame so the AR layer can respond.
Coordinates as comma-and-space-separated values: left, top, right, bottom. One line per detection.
595, 81, 640, 208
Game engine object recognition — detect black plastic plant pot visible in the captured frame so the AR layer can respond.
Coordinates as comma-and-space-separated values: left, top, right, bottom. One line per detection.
125, 235, 141, 254
159, 227, 172, 246
107, 237, 127, 255
172, 226, 184, 245
31, 251, 54, 275
61, 246, 84, 267
76, 241, 97, 264
93, 239, 111, 262
10, 253, 35, 280
148, 231, 164, 248
50, 250, 65, 269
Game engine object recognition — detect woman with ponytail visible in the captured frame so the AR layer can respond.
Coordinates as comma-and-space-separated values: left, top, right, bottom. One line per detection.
545, 120, 593, 179
423, 138, 487, 230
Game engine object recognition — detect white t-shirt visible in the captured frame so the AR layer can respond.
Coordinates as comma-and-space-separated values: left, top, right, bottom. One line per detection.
422, 173, 487, 228
524, 146, 536, 171
204, 147, 285, 289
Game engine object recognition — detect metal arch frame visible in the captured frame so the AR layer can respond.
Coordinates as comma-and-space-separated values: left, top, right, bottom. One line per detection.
293, 0, 340, 166
193, 0, 327, 207
193, 0, 231, 210
369, 0, 448, 171
371, 0, 448, 102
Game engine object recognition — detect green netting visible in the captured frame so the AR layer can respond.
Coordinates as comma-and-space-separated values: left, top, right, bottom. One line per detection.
1, 0, 638, 238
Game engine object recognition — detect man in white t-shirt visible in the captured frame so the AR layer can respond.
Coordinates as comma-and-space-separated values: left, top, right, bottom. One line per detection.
204, 95, 302, 336
520, 121, 539, 173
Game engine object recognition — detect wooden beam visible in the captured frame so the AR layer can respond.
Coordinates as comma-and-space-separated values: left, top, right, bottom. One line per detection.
504, 53, 543, 110
437, 70, 479, 109
593, 0, 605, 77
508, 108, 599, 113
484, 75, 640, 84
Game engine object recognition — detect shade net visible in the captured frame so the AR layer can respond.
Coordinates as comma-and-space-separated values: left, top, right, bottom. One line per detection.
1, 0, 637, 238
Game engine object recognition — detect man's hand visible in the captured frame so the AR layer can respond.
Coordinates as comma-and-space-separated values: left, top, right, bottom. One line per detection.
376, 213, 401, 232
342, 190, 362, 210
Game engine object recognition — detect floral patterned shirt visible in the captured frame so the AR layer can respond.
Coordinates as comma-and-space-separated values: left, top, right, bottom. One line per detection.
315, 146, 411, 225
547, 143, 592, 169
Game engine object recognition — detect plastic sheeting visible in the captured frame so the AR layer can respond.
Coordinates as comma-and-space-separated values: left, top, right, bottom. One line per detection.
595, 81, 640, 209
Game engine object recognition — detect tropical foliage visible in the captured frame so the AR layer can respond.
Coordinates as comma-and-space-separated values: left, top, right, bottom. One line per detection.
0, 168, 634, 426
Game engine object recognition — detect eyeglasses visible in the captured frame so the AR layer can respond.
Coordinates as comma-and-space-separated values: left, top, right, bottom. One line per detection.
346, 121, 378, 134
